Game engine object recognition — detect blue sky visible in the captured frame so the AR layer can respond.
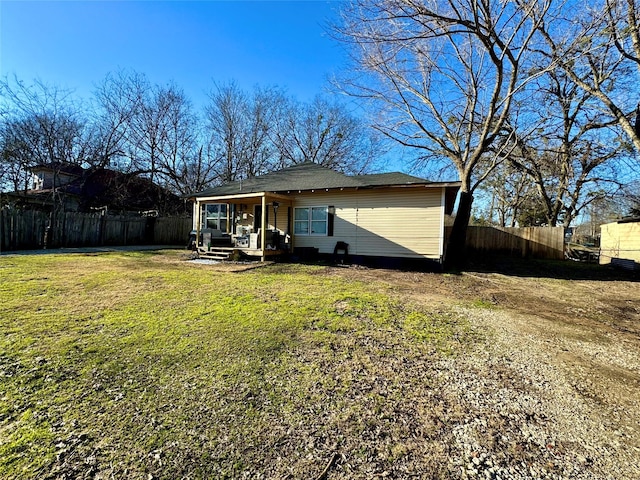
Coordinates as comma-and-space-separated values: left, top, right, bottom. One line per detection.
0, 0, 348, 108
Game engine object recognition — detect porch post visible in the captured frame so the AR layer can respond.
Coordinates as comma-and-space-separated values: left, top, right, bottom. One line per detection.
261, 195, 267, 261
195, 200, 201, 249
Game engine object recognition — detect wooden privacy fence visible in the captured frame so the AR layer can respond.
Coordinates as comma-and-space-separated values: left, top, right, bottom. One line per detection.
446, 225, 565, 260
0, 209, 192, 251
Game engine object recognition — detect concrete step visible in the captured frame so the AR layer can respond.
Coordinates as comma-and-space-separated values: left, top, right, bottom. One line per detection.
198, 247, 234, 261
199, 255, 230, 261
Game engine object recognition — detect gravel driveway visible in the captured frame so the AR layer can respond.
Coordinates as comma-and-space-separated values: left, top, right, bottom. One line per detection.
327, 261, 640, 479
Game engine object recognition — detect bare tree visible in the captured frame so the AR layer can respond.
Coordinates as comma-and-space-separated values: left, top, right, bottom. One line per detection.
0, 121, 33, 192
0, 76, 88, 195
92, 71, 211, 194
178, 145, 220, 195
89, 70, 145, 170
619, 179, 640, 216
205, 82, 291, 182
527, 0, 640, 151
336, 0, 551, 266
205, 81, 249, 183
602, 0, 640, 147
0, 77, 87, 165
272, 95, 381, 174
238, 86, 282, 178
154, 87, 203, 195
127, 81, 175, 184
206, 86, 383, 177
504, 66, 625, 227
478, 162, 535, 226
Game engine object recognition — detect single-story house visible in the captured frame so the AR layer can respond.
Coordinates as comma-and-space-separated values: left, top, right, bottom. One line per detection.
600, 217, 640, 270
186, 162, 460, 266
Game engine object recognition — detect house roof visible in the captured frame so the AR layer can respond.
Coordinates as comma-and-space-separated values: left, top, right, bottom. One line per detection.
189, 162, 459, 198
31, 162, 85, 177
616, 216, 640, 224
9, 164, 186, 215
355, 172, 433, 186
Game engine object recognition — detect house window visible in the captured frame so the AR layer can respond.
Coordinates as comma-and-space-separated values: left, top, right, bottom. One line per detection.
32, 173, 44, 190
201, 203, 228, 231
294, 206, 328, 235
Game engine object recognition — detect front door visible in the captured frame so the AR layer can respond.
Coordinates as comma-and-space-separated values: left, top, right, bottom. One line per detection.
254, 204, 268, 232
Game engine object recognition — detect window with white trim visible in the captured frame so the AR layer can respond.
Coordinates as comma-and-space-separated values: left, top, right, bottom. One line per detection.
294, 206, 328, 235
201, 203, 228, 231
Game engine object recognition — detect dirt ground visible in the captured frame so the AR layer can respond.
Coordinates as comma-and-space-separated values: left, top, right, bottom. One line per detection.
131, 255, 640, 478
319, 258, 640, 476
180, 253, 640, 477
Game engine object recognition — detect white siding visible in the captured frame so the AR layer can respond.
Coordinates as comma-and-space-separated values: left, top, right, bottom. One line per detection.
292, 188, 444, 260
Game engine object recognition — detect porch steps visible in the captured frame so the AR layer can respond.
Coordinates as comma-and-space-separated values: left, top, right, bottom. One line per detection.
198, 246, 235, 261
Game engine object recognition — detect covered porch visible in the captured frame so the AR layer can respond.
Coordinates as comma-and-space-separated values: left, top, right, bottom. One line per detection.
193, 191, 293, 261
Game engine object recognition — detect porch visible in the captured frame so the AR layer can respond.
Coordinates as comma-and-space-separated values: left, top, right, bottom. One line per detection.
193, 191, 293, 262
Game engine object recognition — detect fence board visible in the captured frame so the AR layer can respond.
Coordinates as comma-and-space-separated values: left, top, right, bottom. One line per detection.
0, 209, 48, 251
446, 225, 565, 260
1, 208, 190, 252
153, 217, 192, 245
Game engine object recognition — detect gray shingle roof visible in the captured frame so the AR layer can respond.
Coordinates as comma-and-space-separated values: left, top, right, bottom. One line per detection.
353, 172, 431, 186
190, 162, 448, 198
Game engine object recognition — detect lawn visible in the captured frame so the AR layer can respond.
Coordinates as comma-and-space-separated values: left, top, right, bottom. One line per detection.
0, 251, 478, 479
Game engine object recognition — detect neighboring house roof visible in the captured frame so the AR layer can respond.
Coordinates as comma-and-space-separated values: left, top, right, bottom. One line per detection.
78, 169, 184, 213
189, 162, 459, 198
31, 162, 85, 177
6, 163, 187, 215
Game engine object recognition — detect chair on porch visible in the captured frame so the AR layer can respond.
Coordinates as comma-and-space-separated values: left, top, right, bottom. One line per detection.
270, 230, 280, 250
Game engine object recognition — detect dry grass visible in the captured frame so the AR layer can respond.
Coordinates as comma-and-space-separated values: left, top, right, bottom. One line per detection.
0, 251, 478, 479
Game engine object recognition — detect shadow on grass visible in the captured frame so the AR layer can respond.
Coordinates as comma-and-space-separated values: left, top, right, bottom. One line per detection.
463, 254, 639, 282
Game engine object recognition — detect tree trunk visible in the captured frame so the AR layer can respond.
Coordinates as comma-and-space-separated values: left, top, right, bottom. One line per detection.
444, 190, 473, 271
